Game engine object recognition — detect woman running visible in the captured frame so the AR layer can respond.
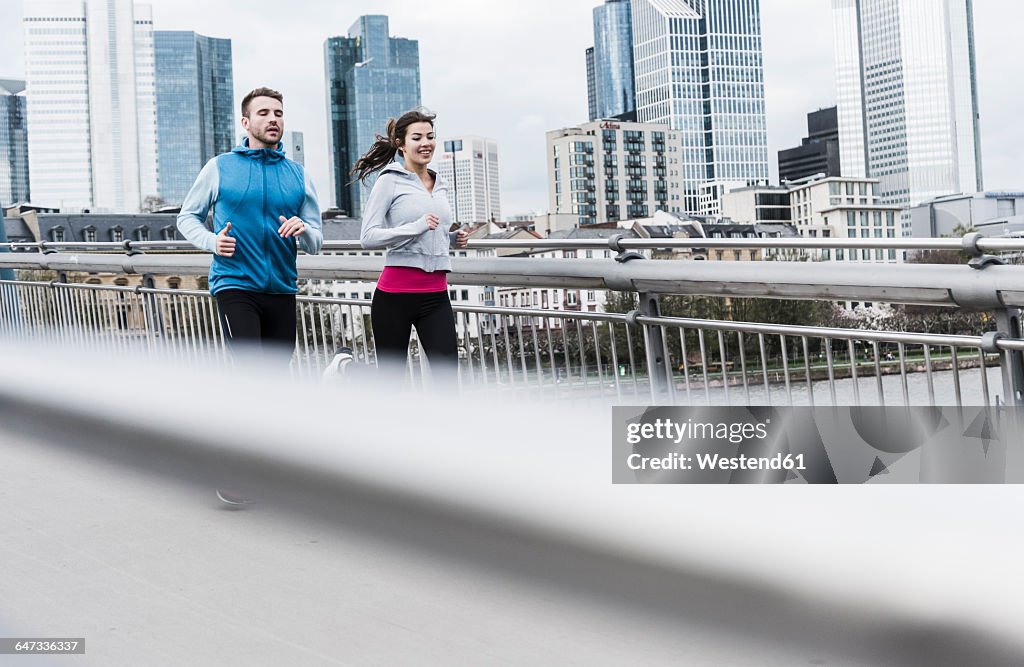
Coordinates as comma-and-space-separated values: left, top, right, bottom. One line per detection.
352, 108, 468, 384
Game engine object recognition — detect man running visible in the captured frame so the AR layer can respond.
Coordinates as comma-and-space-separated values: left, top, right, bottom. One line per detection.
177, 86, 323, 363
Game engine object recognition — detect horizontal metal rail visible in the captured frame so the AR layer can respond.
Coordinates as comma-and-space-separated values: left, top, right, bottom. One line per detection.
0, 278, 1004, 351
4, 251, 1024, 309
2, 232, 1023, 253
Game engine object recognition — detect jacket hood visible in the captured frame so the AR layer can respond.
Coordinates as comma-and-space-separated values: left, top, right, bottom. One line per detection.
232, 137, 286, 162
381, 160, 448, 188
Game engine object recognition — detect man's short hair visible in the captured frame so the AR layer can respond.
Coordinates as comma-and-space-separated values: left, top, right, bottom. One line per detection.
241, 87, 284, 118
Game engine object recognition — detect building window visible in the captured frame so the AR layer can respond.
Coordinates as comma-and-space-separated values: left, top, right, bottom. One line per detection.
167, 277, 181, 289
50, 227, 65, 242
84, 227, 97, 243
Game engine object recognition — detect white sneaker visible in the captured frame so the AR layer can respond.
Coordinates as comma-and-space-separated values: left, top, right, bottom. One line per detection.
322, 348, 355, 381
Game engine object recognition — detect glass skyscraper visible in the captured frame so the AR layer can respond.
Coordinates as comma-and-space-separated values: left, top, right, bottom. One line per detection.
832, 0, 983, 224
154, 31, 234, 205
24, 0, 158, 213
632, 0, 769, 214
0, 79, 30, 205
324, 15, 421, 217
590, 0, 635, 120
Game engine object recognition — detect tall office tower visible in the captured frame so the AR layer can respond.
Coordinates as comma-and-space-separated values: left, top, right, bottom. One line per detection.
585, 47, 597, 120
24, 0, 159, 213
832, 0, 983, 228
632, 0, 769, 215
0, 80, 30, 205
778, 106, 841, 183
324, 15, 420, 217
154, 31, 234, 205
590, 0, 635, 121
435, 136, 501, 224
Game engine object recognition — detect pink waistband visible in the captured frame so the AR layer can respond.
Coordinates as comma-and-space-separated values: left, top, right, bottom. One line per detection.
376, 266, 448, 293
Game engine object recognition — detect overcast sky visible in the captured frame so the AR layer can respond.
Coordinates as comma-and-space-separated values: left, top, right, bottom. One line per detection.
1, 1, 1021, 215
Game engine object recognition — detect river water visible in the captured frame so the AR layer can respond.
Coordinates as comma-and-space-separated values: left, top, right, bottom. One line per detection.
539, 365, 1008, 406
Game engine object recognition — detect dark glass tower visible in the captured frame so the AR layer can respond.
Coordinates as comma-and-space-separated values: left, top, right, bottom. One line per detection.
778, 107, 841, 183
154, 31, 234, 204
0, 79, 30, 205
324, 15, 421, 217
585, 47, 597, 121
591, 0, 635, 120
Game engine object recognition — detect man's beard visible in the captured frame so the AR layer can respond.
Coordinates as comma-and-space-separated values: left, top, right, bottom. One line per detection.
252, 127, 280, 147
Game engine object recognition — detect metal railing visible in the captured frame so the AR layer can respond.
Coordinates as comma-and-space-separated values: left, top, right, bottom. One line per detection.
2, 250, 1023, 407
3, 231, 1024, 254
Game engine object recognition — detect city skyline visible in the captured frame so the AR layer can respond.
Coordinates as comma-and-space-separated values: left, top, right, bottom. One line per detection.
2, 0, 1021, 217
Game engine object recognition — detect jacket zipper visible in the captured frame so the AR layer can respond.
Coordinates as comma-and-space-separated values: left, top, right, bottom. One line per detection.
411, 172, 443, 269
262, 155, 270, 291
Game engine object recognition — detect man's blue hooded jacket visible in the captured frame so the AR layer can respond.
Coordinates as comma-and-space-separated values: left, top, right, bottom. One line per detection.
176, 139, 323, 295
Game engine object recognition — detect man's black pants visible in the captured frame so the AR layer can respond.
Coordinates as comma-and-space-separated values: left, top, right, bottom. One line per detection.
216, 289, 296, 363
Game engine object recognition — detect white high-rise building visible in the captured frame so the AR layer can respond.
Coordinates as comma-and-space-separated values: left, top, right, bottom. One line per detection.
24, 0, 159, 213
283, 131, 304, 166
546, 119, 675, 227
631, 0, 769, 215
435, 136, 500, 224
832, 0, 983, 231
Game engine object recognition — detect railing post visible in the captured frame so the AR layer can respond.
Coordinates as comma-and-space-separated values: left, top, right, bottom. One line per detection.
993, 308, 1024, 406
638, 291, 669, 399
141, 274, 164, 340
0, 223, 20, 333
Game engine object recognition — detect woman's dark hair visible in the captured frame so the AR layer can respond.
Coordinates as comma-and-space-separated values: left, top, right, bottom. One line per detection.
350, 108, 436, 181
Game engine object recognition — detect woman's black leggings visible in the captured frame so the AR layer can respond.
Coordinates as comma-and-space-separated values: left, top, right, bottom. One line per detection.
371, 289, 458, 380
